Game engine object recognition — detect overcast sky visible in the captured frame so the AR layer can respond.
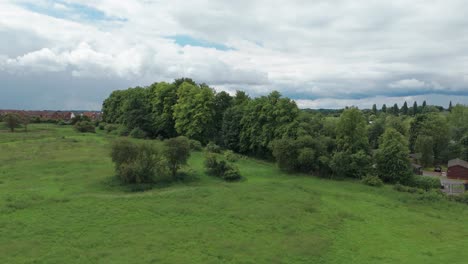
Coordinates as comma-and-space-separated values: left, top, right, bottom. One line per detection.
1, 0, 468, 110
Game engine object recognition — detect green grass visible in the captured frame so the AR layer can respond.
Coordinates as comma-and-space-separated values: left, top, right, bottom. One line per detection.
0, 123, 467, 263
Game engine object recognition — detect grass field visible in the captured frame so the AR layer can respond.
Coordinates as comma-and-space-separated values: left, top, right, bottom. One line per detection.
0, 124, 467, 263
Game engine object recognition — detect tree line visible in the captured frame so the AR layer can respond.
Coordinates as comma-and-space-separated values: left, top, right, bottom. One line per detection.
101, 78, 468, 186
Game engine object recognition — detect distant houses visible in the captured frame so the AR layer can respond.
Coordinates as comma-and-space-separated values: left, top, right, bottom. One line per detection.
0, 110, 101, 122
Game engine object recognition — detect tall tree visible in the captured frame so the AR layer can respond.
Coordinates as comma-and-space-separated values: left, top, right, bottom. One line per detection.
448, 105, 468, 141
401, 101, 408, 115
372, 104, 377, 115
412, 101, 418, 116
375, 129, 412, 184
121, 87, 152, 132
415, 135, 434, 167
149, 82, 178, 138
212, 91, 233, 142
221, 105, 244, 152
448, 101, 453, 112
392, 103, 399, 115
239, 91, 299, 157
336, 107, 369, 153
422, 100, 427, 108
163, 136, 191, 179
382, 104, 387, 113
173, 82, 216, 143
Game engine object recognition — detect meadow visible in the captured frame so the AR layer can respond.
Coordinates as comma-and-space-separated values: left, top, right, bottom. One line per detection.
0, 124, 467, 263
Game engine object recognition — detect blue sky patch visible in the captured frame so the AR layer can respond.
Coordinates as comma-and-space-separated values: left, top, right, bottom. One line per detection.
170, 35, 232, 51
19, 1, 126, 22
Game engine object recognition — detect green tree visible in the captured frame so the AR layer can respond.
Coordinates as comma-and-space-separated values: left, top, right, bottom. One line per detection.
121, 87, 152, 132
372, 104, 377, 115
173, 82, 216, 143
412, 101, 418, 116
239, 91, 299, 157
368, 117, 385, 149
221, 105, 244, 152
4, 113, 21, 132
448, 105, 468, 141
375, 129, 412, 184
212, 91, 233, 142
163, 136, 191, 179
382, 104, 387, 113
422, 100, 427, 108
392, 103, 399, 115
330, 150, 371, 179
415, 135, 434, 167
448, 101, 453, 112
336, 107, 369, 153
401, 101, 408, 115
149, 82, 178, 138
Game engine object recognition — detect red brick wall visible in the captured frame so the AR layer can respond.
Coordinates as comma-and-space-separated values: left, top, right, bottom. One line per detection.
447, 165, 468, 180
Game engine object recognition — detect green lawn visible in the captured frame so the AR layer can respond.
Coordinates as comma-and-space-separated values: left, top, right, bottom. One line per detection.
0, 124, 467, 263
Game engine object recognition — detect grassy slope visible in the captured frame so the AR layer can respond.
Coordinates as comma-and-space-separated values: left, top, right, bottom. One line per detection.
0, 124, 467, 264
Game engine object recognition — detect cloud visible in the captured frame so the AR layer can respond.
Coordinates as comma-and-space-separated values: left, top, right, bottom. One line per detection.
1, 0, 468, 109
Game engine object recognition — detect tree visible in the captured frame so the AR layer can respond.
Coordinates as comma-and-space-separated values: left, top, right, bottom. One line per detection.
121, 87, 152, 133
382, 104, 387, 113
422, 100, 427, 108
173, 82, 216, 143
239, 91, 299, 157
448, 105, 468, 141
336, 107, 369, 153
212, 91, 233, 142
4, 113, 21, 132
401, 101, 408, 115
448, 101, 453, 112
221, 105, 244, 152
149, 82, 178, 138
330, 150, 371, 179
412, 101, 418, 116
392, 103, 399, 115
22, 115, 30, 132
415, 135, 434, 167
368, 117, 385, 149
372, 104, 377, 115
375, 129, 412, 184
409, 113, 449, 162
163, 136, 191, 178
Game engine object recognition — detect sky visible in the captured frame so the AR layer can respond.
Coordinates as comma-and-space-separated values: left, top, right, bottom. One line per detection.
1, 0, 468, 110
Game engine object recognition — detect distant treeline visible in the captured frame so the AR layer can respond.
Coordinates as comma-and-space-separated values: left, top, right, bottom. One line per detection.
102, 78, 468, 183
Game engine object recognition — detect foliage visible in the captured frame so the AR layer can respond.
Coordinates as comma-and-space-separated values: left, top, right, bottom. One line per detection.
375, 129, 412, 184
221, 105, 245, 152
203, 153, 242, 181
4, 113, 22, 132
111, 139, 169, 184
224, 150, 240, 162
129, 127, 148, 139
361, 175, 384, 187
163, 136, 191, 178
71, 115, 91, 125
239, 91, 299, 157
415, 135, 434, 167
330, 150, 371, 179
105, 124, 119, 133
336, 107, 369, 153
173, 82, 216, 143
74, 121, 96, 133
406, 175, 440, 191
189, 139, 203, 151
148, 82, 178, 138
206, 142, 222, 153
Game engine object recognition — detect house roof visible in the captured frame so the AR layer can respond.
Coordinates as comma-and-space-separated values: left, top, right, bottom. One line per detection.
448, 159, 468, 169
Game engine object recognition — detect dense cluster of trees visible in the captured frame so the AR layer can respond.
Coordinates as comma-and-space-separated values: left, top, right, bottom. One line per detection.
102, 78, 467, 186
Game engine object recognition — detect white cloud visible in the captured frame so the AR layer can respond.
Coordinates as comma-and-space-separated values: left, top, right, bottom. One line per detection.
1, 0, 468, 109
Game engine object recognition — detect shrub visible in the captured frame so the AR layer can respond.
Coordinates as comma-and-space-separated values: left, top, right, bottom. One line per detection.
204, 153, 242, 181
189, 139, 202, 151
206, 142, 222, 153
406, 176, 440, 191
105, 124, 119, 133
163, 136, 191, 179
74, 121, 96, 133
361, 175, 384, 187
129, 128, 147, 139
117, 126, 130, 136
111, 139, 169, 184
224, 150, 239, 162
416, 190, 445, 202
57, 120, 67, 126
448, 193, 468, 204
98, 123, 106, 130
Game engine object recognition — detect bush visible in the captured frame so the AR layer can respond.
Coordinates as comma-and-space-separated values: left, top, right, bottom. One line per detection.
117, 126, 130, 136
189, 139, 202, 151
204, 153, 242, 181
206, 142, 222, 153
393, 183, 424, 194
163, 136, 191, 179
416, 190, 445, 202
224, 150, 239, 162
111, 139, 169, 184
448, 193, 468, 204
98, 123, 106, 130
406, 176, 440, 191
74, 121, 96, 133
129, 128, 147, 139
361, 175, 384, 187
105, 124, 119, 133
57, 120, 67, 126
